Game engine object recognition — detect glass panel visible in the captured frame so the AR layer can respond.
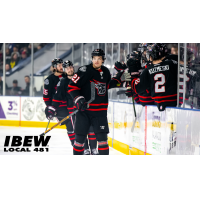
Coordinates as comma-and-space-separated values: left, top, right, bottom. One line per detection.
185, 43, 200, 109
178, 43, 186, 108
99, 43, 105, 52
4, 43, 46, 97
0, 43, 3, 96
33, 43, 56, 97
120, 43, 128, 62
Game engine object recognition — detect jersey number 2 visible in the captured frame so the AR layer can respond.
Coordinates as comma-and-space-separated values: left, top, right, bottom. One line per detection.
154, 73, 165, 93
72, 74, 80, 83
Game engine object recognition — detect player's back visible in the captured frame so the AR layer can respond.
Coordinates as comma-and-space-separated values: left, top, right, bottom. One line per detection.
147, 59, 178, 111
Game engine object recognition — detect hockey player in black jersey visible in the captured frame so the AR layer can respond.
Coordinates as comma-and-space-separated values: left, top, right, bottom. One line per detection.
125, 49, 154, 105
68, 49, 131, 155
162, 46, 198, 108
43, 58, 66, 119
128, 43, 178, 111
52, 60, 98, 154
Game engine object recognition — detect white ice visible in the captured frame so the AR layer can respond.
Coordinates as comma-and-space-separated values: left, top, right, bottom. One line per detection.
0, 126, 124, 155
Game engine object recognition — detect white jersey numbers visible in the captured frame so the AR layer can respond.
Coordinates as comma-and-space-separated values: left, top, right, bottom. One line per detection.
154, 73, 165, 93
72, 74, 80, 84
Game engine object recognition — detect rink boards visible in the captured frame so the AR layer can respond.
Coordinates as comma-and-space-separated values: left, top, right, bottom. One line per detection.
0, 96, 200, 155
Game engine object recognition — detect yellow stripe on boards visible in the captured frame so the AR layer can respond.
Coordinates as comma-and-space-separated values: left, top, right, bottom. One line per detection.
0, 120, 66, 129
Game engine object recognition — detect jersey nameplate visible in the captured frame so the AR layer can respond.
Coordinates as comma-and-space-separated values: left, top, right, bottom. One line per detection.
149, 65, 169, 74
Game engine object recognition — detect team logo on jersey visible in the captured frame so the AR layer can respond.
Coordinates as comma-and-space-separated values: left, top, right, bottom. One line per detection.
79, 66, 87, 72
94, 82, 106, 96
44, 79, 49, 85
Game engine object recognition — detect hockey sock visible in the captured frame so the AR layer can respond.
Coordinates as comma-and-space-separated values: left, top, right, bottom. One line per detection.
73, 134, 87, 155
98, 141, 109, 155
67, 131, 75, 146
84, 137, 89, 150
88, 132, 97, 149
73, 141, 84, 155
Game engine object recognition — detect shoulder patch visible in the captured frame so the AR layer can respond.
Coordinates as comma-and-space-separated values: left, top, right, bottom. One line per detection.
44, 79, 49, 85
79, 66, 87, 72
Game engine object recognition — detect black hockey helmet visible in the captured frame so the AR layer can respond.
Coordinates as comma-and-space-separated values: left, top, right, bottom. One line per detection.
126, 51, 141, 62
180, 46, 194, 62
91, 49, 106, 61
62, 60, 73, 68
146, 43, 164, 61
52, 58, 63, 68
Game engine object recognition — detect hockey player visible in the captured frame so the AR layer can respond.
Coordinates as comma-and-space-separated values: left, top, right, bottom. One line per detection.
125, 50, 154, 105
68, 49, 131, 155
51, 60, 98, 155
43, 58, 66, 118
128, 43, 178, 111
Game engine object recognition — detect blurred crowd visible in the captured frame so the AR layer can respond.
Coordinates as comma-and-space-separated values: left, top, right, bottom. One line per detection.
0, 75, 30, 96
0, 43, 47, 73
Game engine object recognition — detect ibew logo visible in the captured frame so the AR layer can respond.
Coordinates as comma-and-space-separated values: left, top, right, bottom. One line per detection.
4, 136, 51, 152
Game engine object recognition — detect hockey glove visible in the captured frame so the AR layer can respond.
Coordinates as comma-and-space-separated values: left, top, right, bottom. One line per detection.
121, 71, 131, 82
127, 58, 142, 78
114, 61, 128, 72
125, 87, 133, 98
45, 106, 56, 120
75, 96, 88, 111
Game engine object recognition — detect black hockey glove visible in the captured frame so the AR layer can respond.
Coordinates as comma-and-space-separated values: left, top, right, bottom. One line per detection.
45, 106, 56, 120
114, 61, 128, 72
125, 87, 133, 98
75, 96, 88, 111
127, 58, 142, 78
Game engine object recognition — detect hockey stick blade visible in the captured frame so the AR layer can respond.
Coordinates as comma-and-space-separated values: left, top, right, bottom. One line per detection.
116, 90, 126, 95
39, 109, 79, 136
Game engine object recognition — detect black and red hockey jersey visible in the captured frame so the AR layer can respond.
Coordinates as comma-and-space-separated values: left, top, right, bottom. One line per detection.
52, 77, 75, 113
133, 59, 178, 111
43, 73, 65, 106
131, 76, 154, 106
68, 64, 123, 117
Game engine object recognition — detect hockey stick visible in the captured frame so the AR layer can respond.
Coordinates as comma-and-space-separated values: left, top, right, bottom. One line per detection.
124, 50, 137, 119
40, 82, 95, 136
45, 119, 51, 132
131, 106, 143, 133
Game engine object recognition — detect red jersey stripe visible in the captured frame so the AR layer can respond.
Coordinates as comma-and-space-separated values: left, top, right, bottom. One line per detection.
155, 99, 177, 103
152, 94, 177, 99
87, 108, 108, 111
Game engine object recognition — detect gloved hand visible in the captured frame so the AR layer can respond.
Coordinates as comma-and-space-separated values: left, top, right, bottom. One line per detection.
121, 71, 131, 82
75, 96, 88, 111
114, 61, 127, 72
113, 71, 131, 83
125, 87, 133, 98
45, 106, 56, 120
